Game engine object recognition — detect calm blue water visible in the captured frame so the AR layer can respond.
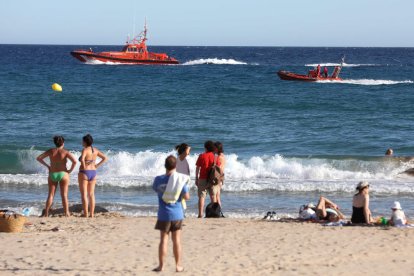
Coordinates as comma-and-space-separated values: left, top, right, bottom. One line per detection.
1, 45, 414, 218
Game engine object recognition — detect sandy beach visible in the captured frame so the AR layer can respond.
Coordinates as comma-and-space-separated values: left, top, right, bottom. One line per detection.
0, 215, 413, 275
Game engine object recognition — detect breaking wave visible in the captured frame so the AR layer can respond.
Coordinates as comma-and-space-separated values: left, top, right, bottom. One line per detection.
181, 58, 248, 66
317, 79, 413, 85
1, 149, 414, 194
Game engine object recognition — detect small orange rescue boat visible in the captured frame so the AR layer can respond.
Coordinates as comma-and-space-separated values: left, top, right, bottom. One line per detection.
278, 57, 345, 82
71, 23, 179, 65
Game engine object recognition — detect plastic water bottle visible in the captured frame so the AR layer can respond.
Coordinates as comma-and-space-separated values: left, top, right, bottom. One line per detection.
22, 207, 31, 216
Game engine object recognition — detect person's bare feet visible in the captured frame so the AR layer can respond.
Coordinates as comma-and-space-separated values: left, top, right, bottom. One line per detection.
152, 266, 163, 272
176, 266, 184, 272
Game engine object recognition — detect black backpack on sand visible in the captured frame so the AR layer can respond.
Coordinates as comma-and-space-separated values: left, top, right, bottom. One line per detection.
205, 202, 224, 218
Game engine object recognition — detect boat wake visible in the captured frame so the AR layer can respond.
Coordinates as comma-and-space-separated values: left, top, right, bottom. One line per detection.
84, 59, 134, 65
317, 79, 413, 85
305, 63, 380, 67
182, 58, 247, 66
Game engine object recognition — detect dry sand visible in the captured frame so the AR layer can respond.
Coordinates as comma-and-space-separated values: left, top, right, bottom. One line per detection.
1, 215, 413, 275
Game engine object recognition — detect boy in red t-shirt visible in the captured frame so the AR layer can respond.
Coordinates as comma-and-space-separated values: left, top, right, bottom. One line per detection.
195, 140, 220, 218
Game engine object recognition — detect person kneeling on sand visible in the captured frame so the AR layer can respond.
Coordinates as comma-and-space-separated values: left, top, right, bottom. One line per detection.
153, 155, 190, 272
315, 196, 344, 222
389, 201, 407, 226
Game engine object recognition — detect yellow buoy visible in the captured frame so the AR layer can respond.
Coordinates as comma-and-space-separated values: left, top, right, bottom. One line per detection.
51, 83, 62, 92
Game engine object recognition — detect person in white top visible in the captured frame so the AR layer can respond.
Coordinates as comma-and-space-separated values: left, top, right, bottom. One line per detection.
175, 143, 191, 176
389, 201, 407, 226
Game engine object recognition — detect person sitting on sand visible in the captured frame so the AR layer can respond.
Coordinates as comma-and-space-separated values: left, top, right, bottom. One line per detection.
195, 140, 220, 218
351, 181, 373, 224
36, 136, 77, 217
153, 155, 190, 272
315, 196, 344, 222
78, 134, 108, 218
389, 201, 407, 226
175, 143, 191, 176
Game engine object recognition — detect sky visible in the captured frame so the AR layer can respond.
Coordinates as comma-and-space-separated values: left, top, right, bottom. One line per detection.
1, 0, 413, 47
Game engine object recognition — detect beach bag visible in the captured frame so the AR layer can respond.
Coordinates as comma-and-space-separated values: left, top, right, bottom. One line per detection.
0, 211, 26, 233
206, 157, 223, 187
205, 202, 224, 218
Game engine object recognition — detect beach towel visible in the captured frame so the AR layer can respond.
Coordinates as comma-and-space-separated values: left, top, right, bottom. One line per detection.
162, 172, 190, 204
323, 220, 348, 227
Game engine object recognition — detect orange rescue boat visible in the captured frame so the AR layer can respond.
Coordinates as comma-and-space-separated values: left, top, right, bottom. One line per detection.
71, 23, 179, 65
277, 57, 345, 82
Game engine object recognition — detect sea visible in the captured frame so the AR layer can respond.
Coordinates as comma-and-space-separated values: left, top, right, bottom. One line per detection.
1, 45, 414, 219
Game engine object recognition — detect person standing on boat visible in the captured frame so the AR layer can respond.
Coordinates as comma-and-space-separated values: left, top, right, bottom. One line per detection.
316, 64, 321, 77
323, 67, 328, 78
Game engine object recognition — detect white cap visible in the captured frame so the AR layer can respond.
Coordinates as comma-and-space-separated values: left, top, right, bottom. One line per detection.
391, 201, 402, 210
299, 208, 316, 220
356, 181, 369, 190
306, 203, 316, 208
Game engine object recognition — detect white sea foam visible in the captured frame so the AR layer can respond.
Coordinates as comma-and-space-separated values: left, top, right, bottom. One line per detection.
317, 79, 413, 85
3, 149, 414, 194
181, 58, 247, 66
305, 63, 380, 67
84, 59, 134, 65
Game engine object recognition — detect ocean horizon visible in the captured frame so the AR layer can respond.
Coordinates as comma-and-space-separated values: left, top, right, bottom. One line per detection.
1, 44, 414, 218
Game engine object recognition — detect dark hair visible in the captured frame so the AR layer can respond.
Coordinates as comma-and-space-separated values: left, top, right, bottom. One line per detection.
53, 136, 65, 147
175, 143, 189, 155
214, 141, 223, 154
83, 134, 93, 147
165, 155, 177, 170
204, 140, 215, 152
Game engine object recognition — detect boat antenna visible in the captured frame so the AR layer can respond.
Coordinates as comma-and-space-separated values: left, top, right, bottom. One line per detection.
133, 17, 136, 39
143, 17, 147, 42
132, 3, 136, 42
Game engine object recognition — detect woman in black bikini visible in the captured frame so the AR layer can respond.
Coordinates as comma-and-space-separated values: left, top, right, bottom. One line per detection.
78, 134, 108, 218
351, 181, 373, 224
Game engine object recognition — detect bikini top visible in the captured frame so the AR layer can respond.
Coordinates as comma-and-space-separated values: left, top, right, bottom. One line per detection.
79, 146, 95, 164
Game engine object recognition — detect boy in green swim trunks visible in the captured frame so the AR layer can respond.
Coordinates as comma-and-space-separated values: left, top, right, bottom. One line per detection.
37, 136, 77, 217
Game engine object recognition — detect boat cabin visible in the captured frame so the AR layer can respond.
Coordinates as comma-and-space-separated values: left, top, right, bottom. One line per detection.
122, 44, 147, 54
